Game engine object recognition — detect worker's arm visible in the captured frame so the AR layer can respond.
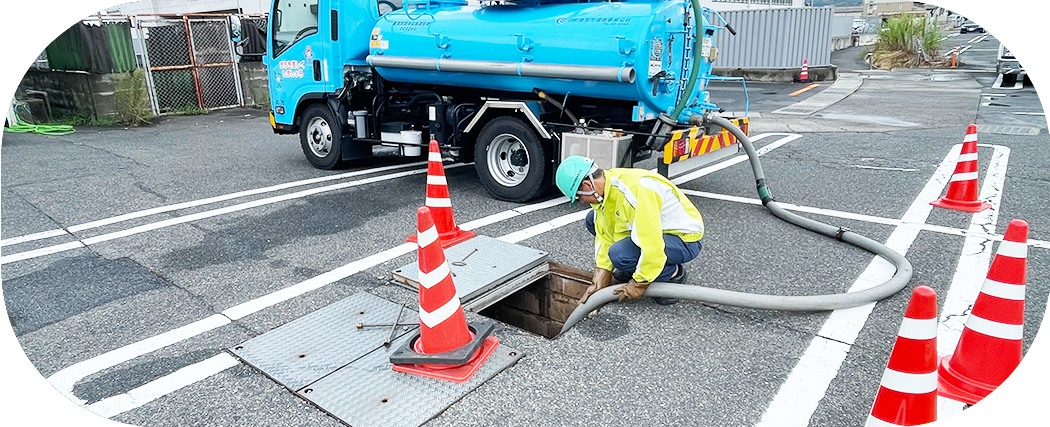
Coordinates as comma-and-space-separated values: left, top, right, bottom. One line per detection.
593, 210, 615, 272
580, 209, 617, 304
629, 186, 667, 283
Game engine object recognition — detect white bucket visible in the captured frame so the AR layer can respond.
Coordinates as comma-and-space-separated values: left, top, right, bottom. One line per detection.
401, 130, 423, 156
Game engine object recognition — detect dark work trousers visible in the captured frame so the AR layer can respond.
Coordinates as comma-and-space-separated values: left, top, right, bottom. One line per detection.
585, 210, 702, 282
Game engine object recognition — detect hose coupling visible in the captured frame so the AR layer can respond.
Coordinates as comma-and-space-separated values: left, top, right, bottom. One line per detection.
835, 227, 851, 241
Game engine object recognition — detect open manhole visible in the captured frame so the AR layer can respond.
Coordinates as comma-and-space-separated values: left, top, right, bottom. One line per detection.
479, 263, 591, 338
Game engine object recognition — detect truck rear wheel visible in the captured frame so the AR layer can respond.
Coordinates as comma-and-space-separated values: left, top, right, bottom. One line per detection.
300, 104, 343, 169
475, 116, 551, 202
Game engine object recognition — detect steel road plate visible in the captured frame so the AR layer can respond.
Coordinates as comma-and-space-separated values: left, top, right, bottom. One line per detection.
229, 292, 420, 391
297, 334, 523, 427
391, 235, 548, 305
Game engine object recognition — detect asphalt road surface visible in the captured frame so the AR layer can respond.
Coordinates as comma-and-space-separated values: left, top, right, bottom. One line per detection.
2, 33, 1047, 426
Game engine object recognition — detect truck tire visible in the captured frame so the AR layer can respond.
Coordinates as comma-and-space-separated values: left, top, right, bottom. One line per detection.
475, 116, 551, 202
299, 104, 343, 169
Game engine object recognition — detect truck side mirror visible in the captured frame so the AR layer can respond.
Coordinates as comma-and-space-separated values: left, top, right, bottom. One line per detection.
229, 15, 244, 44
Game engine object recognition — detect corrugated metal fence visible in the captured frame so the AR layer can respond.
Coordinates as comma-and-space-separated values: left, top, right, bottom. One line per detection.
44, 21, 137, 73
710, 6, 834, 68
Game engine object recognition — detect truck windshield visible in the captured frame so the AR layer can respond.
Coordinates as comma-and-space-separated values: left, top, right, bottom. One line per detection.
271, 0, 319, 57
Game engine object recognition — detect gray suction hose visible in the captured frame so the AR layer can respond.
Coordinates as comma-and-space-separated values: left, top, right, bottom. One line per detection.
559, 113, 913, 335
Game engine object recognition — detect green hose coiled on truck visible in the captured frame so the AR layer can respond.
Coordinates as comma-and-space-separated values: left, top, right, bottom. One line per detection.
668, 0, 704, 122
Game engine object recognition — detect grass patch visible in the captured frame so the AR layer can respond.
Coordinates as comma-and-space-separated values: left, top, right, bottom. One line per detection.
162, 103, 210, 116
50, 113, 119, 127
114, 69, 154, 126
872, 16, 949, 69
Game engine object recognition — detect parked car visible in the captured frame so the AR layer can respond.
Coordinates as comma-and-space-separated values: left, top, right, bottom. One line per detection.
996, 43, 1023, 76
960, 20, 984, 34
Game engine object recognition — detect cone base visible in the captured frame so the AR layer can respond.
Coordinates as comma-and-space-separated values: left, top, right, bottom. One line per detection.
406, 229, 476, 249
937, 354, 994, 405
392, 336, 499, 383
930, 197, 991, 213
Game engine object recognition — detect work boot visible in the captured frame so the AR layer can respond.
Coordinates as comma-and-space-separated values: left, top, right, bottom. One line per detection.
612, 269, 632, 284
653, 266, 687, 305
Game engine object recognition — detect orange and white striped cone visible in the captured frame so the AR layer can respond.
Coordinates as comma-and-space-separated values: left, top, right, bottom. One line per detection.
390, 206, 498, 382
931, 124, 991, 213
938, 219, 1028, 405
796, 59, 812, 83
406, 140, 476, 248
867, 285, 938, 426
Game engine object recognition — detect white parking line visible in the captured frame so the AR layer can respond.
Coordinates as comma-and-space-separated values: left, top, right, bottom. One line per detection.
50, 133, 800, 417
757, 143, 962, 427
934, 145, 1010, 418
0, 161, 427, 247
938, 146, 1010, 356
0, 165, 462, 265
85, 353, 239, 417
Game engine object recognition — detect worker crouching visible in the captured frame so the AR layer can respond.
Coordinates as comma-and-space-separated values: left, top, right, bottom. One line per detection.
555, 155, 704, 305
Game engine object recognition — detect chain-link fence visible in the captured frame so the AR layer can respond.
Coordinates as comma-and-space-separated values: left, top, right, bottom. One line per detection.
135, 15, 243, 115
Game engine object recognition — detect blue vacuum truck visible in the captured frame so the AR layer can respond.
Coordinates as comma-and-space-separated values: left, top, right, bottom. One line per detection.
234, 0, 744, 201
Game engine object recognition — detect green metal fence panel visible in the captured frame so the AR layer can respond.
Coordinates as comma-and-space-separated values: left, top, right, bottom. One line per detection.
104, 22, 137, 73
44, 22, 137, 73
44, 26, 87, 71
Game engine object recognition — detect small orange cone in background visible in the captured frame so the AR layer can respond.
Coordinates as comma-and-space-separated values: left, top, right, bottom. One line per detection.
796, 59, 812, 83
867, 285, 939, 426
938, 219, 1029, 405
390, 206, 497, 383
931, 124, 991, 213
406, 140, 476, 248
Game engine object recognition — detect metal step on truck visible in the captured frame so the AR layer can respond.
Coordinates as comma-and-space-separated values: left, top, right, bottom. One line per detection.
232, 0, 748, 202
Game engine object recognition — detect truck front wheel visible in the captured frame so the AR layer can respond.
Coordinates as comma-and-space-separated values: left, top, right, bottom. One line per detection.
475, 116, 551, 202
299, 104, 343, 169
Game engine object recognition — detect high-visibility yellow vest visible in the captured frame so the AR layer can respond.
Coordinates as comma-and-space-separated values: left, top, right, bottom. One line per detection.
590, 168, 704, 282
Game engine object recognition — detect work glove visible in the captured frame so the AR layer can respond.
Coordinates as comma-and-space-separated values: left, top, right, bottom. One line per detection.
613, 279, 650, 302
579, 268, 614, 304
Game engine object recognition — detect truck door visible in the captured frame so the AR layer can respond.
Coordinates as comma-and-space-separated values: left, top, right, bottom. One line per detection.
268, 0, 331, 126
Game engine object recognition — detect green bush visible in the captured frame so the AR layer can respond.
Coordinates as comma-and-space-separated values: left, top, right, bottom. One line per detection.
872, 16, 947, 69
114, 69, 154, 126
163, 103, 210, 116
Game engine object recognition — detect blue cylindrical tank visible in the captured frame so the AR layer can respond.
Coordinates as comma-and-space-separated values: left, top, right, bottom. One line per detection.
367, 1, 711, 118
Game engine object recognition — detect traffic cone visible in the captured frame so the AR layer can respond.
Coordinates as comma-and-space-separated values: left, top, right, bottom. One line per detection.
796, 59, 812, 83
867, 285, 939, 426
931, 124, 991, 213
938, 219, 1028, 405
390, 206, 498, 382
406, 140, 475, 248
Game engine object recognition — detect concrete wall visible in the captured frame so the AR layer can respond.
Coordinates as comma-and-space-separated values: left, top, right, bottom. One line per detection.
19, 69, 122, 119
831, 33, 879, 52
238, 61, 268, 108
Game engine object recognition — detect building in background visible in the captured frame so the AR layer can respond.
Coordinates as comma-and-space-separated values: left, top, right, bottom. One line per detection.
102, 0, 269, 15
705, 0, 807, 11
862, 1, 928, 17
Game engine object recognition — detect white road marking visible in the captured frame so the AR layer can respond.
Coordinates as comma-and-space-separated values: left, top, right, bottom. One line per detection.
0, 165, 465, 265
851, 165, 919, 172
84, 353, 239, 417
938, 145, 1009, 356
0, 161, 427, 247
670, 133, 803, 185
680, 191, 1049, 249
756, 143, 961, 427
52, 133, 800, 416
47, 314, 232, 406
